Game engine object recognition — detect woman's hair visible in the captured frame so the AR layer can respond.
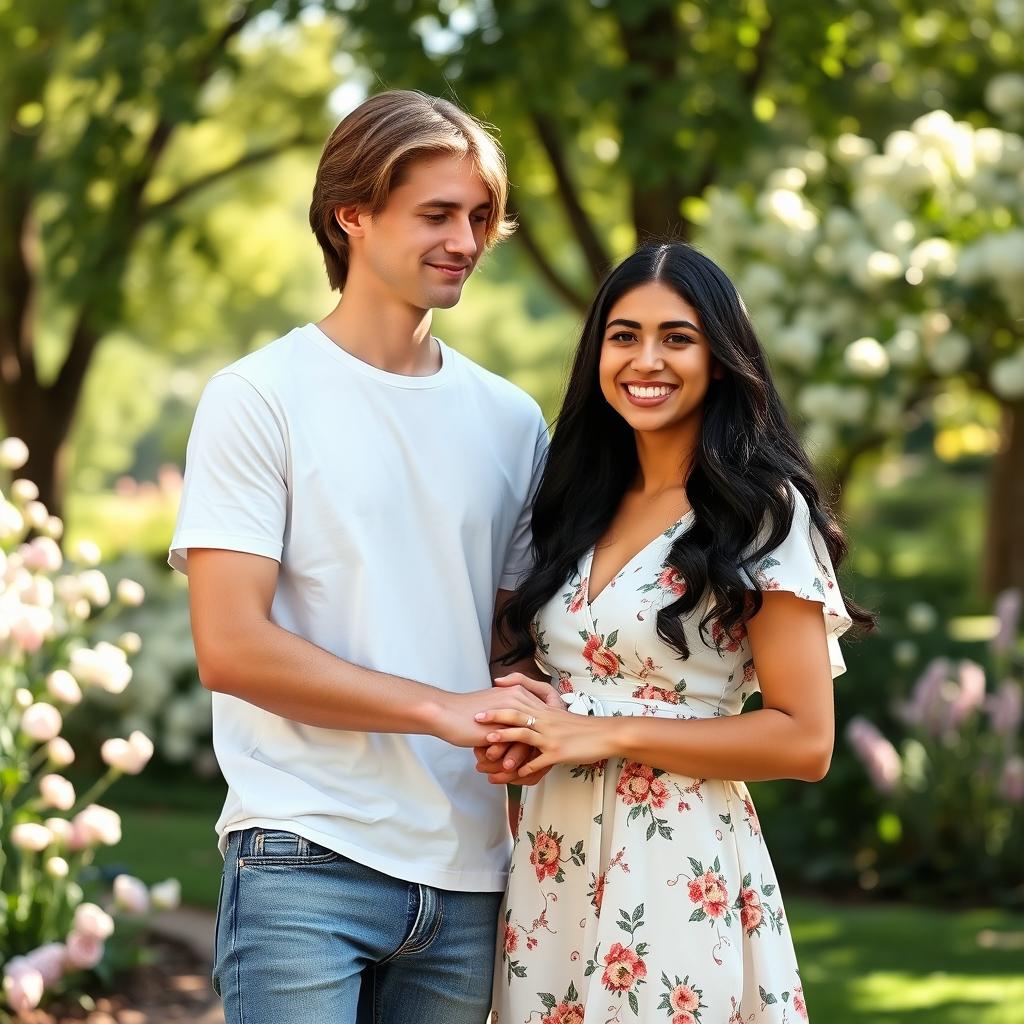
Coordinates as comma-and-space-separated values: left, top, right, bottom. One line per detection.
499, 242, 874, 662
308, 90, 514, 290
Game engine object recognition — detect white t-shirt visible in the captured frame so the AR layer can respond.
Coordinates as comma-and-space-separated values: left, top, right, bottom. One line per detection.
169, 323, 548, 891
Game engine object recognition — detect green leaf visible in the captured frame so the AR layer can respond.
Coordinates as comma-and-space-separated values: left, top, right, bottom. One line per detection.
689, 908, 707, 922
629, 991, 639, 1015
539, 993, 557, 1010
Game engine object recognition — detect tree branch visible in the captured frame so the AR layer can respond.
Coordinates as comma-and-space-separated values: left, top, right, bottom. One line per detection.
529, 110, 610, 286
507, 196, 589, 311
142, 135, 315, 222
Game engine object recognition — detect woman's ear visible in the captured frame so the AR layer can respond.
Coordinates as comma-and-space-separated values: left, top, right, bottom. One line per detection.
334, 205, 366, 237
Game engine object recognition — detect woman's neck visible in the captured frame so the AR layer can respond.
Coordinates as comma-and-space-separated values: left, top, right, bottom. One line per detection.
631, 421, 700, 498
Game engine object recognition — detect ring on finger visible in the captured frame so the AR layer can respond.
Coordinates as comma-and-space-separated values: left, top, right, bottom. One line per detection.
525, 714, 537, 728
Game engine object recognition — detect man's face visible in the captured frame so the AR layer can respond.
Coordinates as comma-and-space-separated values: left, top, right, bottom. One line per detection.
355, 153, 492, 311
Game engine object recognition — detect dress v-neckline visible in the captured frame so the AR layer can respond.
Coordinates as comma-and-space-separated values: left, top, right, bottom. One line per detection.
583, 509, 695, 613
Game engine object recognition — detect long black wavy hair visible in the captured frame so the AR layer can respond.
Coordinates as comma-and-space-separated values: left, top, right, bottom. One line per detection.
499, 242, 874, 662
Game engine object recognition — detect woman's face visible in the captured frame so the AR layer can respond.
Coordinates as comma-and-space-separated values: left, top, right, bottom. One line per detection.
598, 281, 720, 436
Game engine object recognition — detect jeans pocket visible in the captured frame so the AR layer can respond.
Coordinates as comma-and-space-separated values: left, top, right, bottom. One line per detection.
244, 828, 341, 866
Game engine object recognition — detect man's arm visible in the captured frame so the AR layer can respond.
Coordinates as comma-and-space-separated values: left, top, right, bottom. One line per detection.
187, 549, 549, 748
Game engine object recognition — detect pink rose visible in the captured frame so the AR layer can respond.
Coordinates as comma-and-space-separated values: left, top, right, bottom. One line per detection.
64, 930, 104, 970
2, 958, 44, 1016
793, 985, 808, 1019
670, 982, 700, 1011
740, 901, 763, 934
632, 684, 681, 704
616, 762, 668, 808
503, 924, 518, 955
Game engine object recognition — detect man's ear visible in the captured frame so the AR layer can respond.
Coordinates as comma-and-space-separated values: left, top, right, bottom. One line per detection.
334, 205, 367, 237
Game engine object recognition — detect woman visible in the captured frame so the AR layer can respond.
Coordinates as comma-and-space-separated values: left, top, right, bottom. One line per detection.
477, 243, 873, 1023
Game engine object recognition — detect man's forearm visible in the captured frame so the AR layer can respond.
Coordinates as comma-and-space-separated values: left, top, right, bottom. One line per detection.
198, 617, 449, 736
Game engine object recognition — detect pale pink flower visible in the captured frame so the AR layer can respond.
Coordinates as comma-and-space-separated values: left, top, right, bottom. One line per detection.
151, 878, 182, 911
10, 822, 52, 852
113, 874, 151, 914
72, 539, 101, 567
39, 773, 75, 811
77, 569, 110, 607
47, 737, 75, 767
21, 574, 54, 609
72, 804, 122, 847
20, 536, 62, 573
20, 701, 63, 742
44, 817, 73, 844
70, 642, 132, 694
64, 931, 105, 970
10, 478, 39, 503
100, 731, 153, 775
846, 716, 902, 793
115, 578, 145, 606
10, 605, 53, 653
72, 902, 114, 940
25, 942, 67, 986
23, 500, 49, 530
2, 957, 44, 1016
0, 436, 30, 469
45, 856, 70, 879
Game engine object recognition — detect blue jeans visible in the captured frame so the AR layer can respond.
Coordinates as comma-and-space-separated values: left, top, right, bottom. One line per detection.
213, 828, 501, 1024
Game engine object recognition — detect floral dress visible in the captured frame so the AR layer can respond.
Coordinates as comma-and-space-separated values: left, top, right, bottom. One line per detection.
491, 485, 851, 1024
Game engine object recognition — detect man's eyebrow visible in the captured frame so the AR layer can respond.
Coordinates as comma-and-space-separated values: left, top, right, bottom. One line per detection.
415, 199, 493, 211
605, 318, 704, 334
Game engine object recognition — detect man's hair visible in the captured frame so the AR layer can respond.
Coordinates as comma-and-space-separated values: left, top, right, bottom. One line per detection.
309, 90, 515, 290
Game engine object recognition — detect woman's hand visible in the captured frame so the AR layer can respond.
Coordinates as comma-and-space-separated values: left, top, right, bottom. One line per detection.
473, 673, 564, 785
474, 703, 615, 777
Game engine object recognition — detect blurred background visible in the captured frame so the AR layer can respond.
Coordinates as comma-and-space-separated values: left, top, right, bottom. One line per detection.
2, 0, 1023, 1021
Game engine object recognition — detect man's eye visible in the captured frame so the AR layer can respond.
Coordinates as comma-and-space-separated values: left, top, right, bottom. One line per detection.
423, 214, 446, 223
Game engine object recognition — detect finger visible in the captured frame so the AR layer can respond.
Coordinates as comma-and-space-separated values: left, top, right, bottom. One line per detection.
484, 741, 511, 761
495, 673, 557, 703
475, 709, 536, 727
483, 726, 535, 745
475, 758, 510, 776
500, 742, 531, 772
519, 752, 554, 777
517, 764, 553, 786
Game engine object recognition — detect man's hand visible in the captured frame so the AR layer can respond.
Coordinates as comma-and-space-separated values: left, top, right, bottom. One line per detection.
472, 673, 563, 785
427, 680, 554, 748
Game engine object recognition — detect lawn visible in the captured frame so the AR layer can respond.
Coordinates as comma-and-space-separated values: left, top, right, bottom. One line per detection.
94, 799, 1023, 1024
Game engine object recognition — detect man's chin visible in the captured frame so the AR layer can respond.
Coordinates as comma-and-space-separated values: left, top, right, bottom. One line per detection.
423, 284, 466, 310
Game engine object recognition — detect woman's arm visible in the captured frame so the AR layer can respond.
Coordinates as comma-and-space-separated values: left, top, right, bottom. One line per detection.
475, 590, 835, 783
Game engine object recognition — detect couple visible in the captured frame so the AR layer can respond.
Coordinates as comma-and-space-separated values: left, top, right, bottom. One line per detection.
170, 90, 869, 1024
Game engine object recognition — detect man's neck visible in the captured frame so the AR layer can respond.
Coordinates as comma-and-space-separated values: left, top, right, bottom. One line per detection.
316, 276, 440, 377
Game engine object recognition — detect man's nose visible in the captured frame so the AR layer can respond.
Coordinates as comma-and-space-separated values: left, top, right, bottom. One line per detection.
445, 217, 478, 261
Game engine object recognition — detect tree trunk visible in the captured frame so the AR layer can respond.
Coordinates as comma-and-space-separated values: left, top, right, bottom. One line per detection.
0, 380, 75, 519
984, 400, 1024, 595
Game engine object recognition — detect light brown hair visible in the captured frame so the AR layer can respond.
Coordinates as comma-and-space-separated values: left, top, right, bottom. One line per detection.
309, 90, 514, 290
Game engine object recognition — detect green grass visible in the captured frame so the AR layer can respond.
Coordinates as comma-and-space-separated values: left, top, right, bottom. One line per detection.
96, 803, 1023, 1023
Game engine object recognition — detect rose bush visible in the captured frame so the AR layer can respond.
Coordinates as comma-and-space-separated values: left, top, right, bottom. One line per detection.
0, 438, 179, 1020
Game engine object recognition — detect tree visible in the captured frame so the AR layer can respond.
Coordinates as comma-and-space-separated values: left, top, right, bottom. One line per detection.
0, 0, 336, 514
343, 0, 1024, 590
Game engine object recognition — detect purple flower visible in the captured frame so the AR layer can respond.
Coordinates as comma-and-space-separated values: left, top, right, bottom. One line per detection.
846, 716, 903, 794
897, 657, 952, 736
948, 660, 987, 730
985, 680, 1023, 739
992, 589, 1022, 655
999, 756, 1024, 804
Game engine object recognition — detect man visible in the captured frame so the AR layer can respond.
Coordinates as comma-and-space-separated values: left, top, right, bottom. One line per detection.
170, 90, 553, 1023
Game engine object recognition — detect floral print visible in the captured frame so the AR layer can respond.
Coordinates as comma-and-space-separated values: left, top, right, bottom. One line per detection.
493, 484, 851, 1022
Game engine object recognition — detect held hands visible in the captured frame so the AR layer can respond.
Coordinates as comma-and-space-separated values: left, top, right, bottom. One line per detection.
473, 673, 612, 781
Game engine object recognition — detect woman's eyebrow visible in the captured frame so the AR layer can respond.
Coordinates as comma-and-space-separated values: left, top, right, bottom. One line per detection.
606, 318, 704, 334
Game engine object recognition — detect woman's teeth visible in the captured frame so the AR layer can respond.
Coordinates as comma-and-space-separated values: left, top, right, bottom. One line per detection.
625, 384, 674, 398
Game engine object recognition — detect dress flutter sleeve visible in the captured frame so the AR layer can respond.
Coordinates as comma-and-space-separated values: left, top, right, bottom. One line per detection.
743, 483, 853, 679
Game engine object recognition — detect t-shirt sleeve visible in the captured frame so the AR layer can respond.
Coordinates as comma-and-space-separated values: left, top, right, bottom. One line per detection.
168, 372, 288, 575
744, 484, 853, 679
499, 412, 550, 591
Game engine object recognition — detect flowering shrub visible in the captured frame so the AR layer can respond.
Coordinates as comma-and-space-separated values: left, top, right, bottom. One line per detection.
845, 589, 1023, 904
693, 103, 1024, 463
0, 438, 179, 1019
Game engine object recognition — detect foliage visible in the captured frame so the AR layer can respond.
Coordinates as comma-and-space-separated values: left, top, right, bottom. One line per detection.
0, 439, 177, 1019
842, 589, 1022, 905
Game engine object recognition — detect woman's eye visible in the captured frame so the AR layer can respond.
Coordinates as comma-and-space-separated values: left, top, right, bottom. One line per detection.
665, 334, 694, 345
609, 332, 636, 343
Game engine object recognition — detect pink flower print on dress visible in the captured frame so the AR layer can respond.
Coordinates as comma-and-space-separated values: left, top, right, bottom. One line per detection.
601, 942, 647, 993
656, 566, 687, 597
580, 627, 623, 680
659, 972, 707, 1023
616, 763, 669, 809
538, 982, 585, 1024
529, 828, 563, 883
